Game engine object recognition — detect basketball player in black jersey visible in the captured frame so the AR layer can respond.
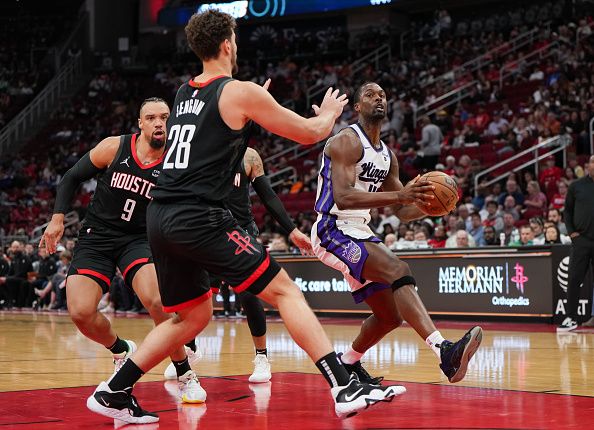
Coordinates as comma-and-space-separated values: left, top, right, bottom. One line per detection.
40, 98, 205, 405
87, 10, 402, 424
164, 146, 314, 383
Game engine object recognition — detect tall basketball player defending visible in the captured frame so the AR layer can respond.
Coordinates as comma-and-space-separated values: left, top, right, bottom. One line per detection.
163, 145, 313, 383
40, 98, 205, 404
312, 82, 482, 384
86, 11, 406, 424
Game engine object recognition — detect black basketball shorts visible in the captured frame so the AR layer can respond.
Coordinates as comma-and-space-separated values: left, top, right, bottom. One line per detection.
147, 199, 281, 313
68, 224, 153, 293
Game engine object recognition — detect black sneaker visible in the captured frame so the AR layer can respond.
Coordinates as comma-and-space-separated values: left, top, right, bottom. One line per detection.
331, 374, 406, 418
556, 317, 578, 332
86, 381, 159, 424
439, 326, 483, 383
337, 353, 384, 385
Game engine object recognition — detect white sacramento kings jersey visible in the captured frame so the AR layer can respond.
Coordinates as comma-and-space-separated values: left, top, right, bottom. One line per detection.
314, 123, 391, 223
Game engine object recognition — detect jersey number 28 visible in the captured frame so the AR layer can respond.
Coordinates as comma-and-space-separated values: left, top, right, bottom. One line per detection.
163, 124, 196, 169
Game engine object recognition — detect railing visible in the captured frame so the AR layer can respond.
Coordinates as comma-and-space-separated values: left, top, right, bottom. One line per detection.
420, 26, 546, 90
473, 135, 572, 196
305, 44, 391, 108
0, 55, 83, 155
414, 37, 559, 125
498, 42, 560, 88
30, 211, 80, 245
414, 80, 477, 124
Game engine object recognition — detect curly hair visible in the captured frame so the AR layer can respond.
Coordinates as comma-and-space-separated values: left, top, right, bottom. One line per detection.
185, 10, 236, 61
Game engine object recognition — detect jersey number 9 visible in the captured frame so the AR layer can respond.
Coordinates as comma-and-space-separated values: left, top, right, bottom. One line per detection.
121, 198, 136, 222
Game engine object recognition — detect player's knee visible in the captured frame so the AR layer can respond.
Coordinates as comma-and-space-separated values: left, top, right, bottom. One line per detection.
385, 259, 412, 282
68, 303, 96, 325
144, 297, 167, 320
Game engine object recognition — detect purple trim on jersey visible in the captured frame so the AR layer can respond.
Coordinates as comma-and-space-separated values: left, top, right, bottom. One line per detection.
314, 155, 334, 214
352, 282, 393, 304
316, 214, 381, 282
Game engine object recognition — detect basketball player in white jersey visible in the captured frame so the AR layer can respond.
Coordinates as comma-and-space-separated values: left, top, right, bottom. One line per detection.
312, 82, 483, 384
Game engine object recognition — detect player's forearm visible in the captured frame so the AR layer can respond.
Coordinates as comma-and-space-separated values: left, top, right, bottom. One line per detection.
252, 176, 296, 234
53, 153, 101, 214
392, 204, 426, 222
335, 189, 402, 210
303, 112, 336, 145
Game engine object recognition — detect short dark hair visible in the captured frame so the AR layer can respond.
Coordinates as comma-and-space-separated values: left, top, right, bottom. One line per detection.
139, 97, 167, 116
354, 82, 376, 104
185, 10, 236, 61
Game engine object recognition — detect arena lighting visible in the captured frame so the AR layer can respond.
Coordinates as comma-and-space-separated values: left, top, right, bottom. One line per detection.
197, 1, 250, 18
194, 0, 392, 19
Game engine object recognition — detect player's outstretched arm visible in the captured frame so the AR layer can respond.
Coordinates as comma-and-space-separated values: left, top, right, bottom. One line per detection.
222, 81, 347, 145
381, 151, 429, 222
329, 131, 435, 210
245, 148, 313, 256
40, 136, 119, 254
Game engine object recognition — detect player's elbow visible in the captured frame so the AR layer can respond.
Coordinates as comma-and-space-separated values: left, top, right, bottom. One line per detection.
334, 194, 352, 210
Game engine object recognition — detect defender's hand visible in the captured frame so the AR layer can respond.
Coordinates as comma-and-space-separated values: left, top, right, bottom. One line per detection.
289, 228, 314, 256
39, 215, 65, 254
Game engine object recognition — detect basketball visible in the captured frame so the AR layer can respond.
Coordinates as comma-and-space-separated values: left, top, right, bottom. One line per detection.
415, 171, 459, 217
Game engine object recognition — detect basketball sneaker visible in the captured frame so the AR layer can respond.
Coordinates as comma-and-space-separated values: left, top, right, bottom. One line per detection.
163, 346, 203, 380
331, 374, 406, 418
248, 354, 272, 383
439, 326, 482, 383
113, 340, 137, 373
86, 381, 159, 424
557, 317, 578, 332
337, 353, 384, 385
178, 370, 207, 403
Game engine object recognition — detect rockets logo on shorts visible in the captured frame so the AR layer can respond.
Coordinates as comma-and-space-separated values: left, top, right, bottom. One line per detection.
227, 230, 260, 255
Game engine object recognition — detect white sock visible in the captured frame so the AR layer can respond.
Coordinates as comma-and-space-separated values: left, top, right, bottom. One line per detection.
425, 331, 446, 361
340, 346, 364, 364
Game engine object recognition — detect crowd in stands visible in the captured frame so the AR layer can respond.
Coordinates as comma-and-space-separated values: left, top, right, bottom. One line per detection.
0, 3, 80, 128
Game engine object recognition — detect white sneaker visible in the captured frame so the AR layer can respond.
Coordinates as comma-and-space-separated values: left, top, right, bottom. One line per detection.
113, 340, 137, 373
332, 374, 406, 419
163, 346, 203, 380
248, 354, 271, 383
179, 370, 207, 403
557, 317, 578, 332
100, 304, 115, 313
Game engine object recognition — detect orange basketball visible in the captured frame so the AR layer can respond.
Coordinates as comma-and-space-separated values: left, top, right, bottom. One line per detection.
415, 171, 459, 217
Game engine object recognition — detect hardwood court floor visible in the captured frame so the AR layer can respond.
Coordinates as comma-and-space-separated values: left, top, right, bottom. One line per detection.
0, 311, 593, 429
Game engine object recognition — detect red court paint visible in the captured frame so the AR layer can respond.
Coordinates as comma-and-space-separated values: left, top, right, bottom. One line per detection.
1, 373, 592, 429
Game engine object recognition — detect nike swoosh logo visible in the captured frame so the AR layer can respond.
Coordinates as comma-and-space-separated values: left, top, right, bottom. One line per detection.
344, 387, 364, 402
100, 397, 110, 407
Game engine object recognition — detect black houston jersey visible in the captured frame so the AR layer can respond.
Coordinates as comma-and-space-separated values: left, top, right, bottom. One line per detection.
84, 134, 164, 235
226, 159, 254, 227
151, 76, 252, 204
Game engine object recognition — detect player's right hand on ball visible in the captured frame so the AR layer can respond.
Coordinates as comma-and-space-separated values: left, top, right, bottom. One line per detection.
39, 215, 65, 254
312, 87, 348, 119
397, 179, 435, 206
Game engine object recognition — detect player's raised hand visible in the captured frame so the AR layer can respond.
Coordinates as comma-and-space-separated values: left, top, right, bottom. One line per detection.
289, 228, 314, 256
39, 215, 65, 254
312, 87, 348, 119
397, 179, 435, 206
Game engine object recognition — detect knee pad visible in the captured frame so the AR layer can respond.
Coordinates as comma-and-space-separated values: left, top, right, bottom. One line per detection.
391, 275, 416, 291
